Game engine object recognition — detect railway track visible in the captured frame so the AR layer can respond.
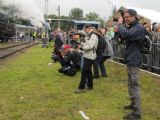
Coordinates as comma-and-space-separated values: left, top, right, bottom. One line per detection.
0, 42, 31, 50
0, 42, 39, 59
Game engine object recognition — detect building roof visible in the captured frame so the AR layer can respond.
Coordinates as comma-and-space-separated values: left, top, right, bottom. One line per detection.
46, 19, 100, 25
15, 24, 37, 29
71, 20, 100, 25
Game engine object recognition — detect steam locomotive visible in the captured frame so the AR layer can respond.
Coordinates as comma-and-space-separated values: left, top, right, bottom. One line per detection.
0, 9, 15, 42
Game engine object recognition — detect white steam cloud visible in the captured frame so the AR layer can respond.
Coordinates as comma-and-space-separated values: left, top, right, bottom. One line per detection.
4, 0, 45, 27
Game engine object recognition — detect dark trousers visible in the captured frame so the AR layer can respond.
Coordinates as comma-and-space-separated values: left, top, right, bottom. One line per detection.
93, 63, 107, 77
78, 58, 94, 89
93, 56, 107, 77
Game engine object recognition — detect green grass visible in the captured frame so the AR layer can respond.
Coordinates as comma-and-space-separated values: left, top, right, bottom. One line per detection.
0, 45, 160, 120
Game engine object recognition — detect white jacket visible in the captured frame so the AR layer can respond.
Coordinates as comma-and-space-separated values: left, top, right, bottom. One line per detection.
81, 33, 98, 60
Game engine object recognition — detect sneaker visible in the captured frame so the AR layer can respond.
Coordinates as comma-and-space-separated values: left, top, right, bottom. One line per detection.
123, 112, 141, 119
101, 75, 107, 77
85, 87, 93, 90
93, 76, 100, 79
85, 85, 93, 90
74, 89, 83, 93
124, 104, 134, 110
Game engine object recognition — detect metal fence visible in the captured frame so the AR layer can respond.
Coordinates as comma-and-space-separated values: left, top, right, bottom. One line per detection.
111, 41, 160, 73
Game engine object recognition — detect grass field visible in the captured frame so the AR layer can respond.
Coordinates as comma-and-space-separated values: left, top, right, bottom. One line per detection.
0, 45, 160, 120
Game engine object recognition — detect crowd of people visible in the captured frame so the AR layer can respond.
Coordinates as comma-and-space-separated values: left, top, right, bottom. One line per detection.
51, 25, 111, 79
41, 8, 160, 119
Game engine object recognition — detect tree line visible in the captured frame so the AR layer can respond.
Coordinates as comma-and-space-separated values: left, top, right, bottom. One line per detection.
46, 7, 106, 30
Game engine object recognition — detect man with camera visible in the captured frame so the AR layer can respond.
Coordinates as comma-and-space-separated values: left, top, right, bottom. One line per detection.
75, 24, 98, 93
116, 9, 145, 119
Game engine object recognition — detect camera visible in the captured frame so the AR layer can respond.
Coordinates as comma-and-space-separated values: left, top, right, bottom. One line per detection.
75, 31, 86, 38
112, 9, 126, 44
74, 31, 86, 42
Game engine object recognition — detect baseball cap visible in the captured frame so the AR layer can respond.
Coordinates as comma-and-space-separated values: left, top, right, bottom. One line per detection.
126, 9, 137, 16
84, 24, 92, 29
62, 44, 71, 50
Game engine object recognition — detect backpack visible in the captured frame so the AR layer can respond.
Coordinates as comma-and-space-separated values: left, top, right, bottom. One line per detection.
89, 32, 114, 58
141, 30, 152, 54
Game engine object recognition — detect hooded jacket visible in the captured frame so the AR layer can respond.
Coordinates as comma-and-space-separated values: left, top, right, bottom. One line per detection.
81, 32, 98, 60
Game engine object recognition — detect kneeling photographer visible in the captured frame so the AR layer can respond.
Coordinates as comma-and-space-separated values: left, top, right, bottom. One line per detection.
116, 9, 145, 119
58, 44, 81, 76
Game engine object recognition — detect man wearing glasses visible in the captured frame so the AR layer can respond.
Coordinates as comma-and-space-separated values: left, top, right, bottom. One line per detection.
117, 9, 145, 119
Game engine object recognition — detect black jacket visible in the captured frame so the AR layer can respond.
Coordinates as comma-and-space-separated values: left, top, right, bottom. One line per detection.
118, 21, 145, 66
63, 51, 81, 69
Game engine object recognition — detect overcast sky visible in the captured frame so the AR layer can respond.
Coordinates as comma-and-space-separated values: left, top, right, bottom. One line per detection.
35, 0, 160, 20
3, 0, 160, 26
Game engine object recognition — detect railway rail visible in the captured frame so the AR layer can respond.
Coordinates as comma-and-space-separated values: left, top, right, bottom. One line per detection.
0, 42, 31, 50
0, 42, 39, 59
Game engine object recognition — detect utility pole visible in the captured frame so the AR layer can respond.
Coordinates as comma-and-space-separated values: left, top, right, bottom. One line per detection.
107, 1, 113, 16
45, 0, 48, 17
58, 5, 61, 29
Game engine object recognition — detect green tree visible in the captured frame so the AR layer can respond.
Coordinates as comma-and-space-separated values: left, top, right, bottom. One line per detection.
0, 3, 21, 24
2, 5, 20, 18
45, 14, 71, 31
69, 8, 84, 20
98, 18, 105, 28
45, 14, 58, 19
85, 12, 104, 28
0, 1, 32, 26
16, 18, 32, 26
60, 15, 71, 31
85, 12, 99, 21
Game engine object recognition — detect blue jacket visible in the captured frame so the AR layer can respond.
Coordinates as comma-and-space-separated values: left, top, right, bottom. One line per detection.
118, 21, 145, 66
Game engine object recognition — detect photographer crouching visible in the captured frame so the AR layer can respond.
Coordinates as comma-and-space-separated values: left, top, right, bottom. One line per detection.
116, 9, 145, 119
58, 44, 81, 76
